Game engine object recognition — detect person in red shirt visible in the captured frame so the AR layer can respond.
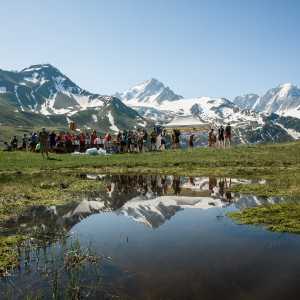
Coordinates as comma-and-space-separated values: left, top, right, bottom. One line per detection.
91, 130, 97, 146
79, 132, 86, 152
65, 132, 73, 153
104, 132, 111, 151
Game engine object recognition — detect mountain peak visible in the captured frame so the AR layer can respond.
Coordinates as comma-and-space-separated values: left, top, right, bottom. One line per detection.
145, 78, 163, 86
21, 63, 58, 73
131, 78, 164, 92
236, 83, 300, 117
279, 82, 294, 89
147, 78, 160, 84
116, 78, 183, 105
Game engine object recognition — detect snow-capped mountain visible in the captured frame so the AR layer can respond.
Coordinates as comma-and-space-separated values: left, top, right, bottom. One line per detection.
252, 83, 300, 117
1, 64, 97, 114
117, 80, 300, 143
0, 64, 146, 133
117, 194, 285, 228
233, 83, 300, 119
115, 78, 183, 122
116, 78, 183, 106
2, 64, 300, 144
119, 196, 223, 228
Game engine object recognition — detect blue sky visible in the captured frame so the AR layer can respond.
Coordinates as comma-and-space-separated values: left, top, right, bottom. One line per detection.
1, 0, 299, 99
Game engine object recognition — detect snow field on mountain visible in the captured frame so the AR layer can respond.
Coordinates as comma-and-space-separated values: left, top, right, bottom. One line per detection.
108, 111, 119, 132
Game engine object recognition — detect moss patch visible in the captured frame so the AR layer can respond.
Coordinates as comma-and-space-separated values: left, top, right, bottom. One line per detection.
0, 171, 104, 223
228, 201, 300, 234
0, 235, 26, 276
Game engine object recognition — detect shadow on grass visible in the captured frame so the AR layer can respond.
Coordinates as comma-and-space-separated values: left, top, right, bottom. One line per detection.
47, 157, 62, 161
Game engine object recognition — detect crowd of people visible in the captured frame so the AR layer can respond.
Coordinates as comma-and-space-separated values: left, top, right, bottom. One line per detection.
208, 123, 232, 148
3, 123, 232, 157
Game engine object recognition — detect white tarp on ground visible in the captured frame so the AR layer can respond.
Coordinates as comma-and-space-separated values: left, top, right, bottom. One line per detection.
71, 148, 109, 156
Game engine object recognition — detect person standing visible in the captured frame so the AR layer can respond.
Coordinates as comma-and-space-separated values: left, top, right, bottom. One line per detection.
91, 130, 97, 146
79, 132, 86, 152
39, 128, 49, 159
72, 134, 79, 152
49, 131, 57, 151
117, 131, 122, 153
123, 130, 128, 153
208, 129, 213, 147
65, 132, 73, 153
156, 132, 162, 151
85, 132, 91, 149
30, 132, 38, 151
133, 131, 138, 153
143, 129, 148, 152
104, 132, 112, 152
225, 123, 232, 148
150, 129, 157, 151
10, 136, 18, 150
22, 134, 28, 151
161, 129, 166, 151
189, 134, 194, 148
174, 129, 181, 149
137, 130, 144, 153
94, 136, 102, 150
218, 125, 225, 148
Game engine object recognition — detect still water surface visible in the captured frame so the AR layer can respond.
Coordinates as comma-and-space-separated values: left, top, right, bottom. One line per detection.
1, 175, 300, 299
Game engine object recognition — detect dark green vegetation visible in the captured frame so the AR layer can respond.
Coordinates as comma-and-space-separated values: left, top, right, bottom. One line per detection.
1, 141, 300, 273
0, 235, 25, 276
228, 201, 300, 234
0, 171, 104, 222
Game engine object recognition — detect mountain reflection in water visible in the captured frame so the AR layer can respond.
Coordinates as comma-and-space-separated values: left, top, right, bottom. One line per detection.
3, 175, 281, 233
